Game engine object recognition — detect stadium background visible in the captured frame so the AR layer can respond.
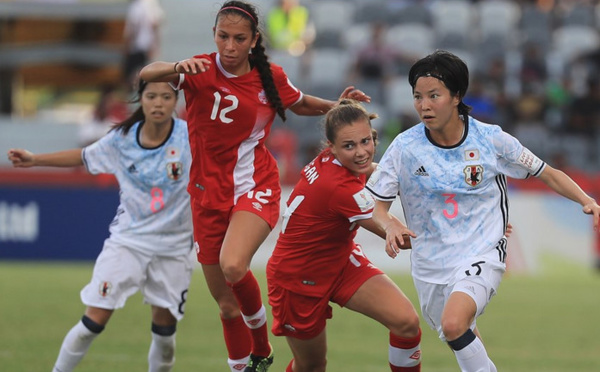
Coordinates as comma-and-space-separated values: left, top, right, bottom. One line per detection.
1, 0, 599, 270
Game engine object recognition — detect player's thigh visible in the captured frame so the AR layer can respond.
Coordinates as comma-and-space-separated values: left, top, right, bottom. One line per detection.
220, 210, 271, 269
345, 274, 419, 334
144, 252, 194, 321
413, 278, 448, 340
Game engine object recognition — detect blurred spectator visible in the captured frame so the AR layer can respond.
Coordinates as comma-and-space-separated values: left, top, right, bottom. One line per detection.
564, 77, 600, 137
266, 0, 314, 55
122, 0, 164, 90
78, 86, 129, 147
266, 0, 315, 79
463, 76, 498, 123
520, 43, 548, 92
348, 22, 403, 105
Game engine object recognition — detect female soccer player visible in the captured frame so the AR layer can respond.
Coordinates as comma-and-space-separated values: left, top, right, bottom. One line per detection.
267, 100, 422, 372
7, 81, 192, 372
367, 50, 600, 372
139, 2, 369, 371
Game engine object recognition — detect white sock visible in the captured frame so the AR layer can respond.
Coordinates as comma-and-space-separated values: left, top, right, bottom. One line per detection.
148, 332, 176, 372
228, 356, 250, 372
453, 336, 493, 372
52, 320, 100, 372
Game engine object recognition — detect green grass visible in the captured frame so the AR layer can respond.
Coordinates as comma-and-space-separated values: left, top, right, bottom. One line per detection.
1, 256, 599, 371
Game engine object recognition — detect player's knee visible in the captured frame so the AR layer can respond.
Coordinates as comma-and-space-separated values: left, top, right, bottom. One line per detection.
441, 316, 469, 342
390, 311, 421, 338
220, 261, 248, 283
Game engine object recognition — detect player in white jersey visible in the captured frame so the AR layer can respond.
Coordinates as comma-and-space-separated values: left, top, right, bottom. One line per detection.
7, 81, 193, 372
366, 50, 600, 372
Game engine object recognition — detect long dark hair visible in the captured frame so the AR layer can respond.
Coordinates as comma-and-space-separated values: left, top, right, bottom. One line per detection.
216, 1, 287, 121
110, 79, 178, 135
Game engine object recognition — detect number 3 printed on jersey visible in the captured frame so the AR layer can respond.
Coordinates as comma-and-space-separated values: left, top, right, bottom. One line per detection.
210, 92, 238, 124
442, 193, 458, 219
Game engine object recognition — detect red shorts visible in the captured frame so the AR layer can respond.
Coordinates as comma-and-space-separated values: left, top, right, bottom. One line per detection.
268, 246, 383, 339
191, 186, 281, 265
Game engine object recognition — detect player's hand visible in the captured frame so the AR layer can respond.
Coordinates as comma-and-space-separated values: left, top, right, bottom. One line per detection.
339, 86, 371, 103
582, 199, 600, 232
7, 149, 35, 168
175, 58, 212, 75
505, 222, 514, 237
384, 221, 416, 259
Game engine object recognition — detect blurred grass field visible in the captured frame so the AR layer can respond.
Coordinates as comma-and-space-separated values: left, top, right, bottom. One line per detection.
1, 255, 599, 372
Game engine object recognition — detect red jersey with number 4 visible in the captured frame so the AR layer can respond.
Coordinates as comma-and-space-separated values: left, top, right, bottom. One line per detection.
177, 52, 302, 209
267, 149, 376, 297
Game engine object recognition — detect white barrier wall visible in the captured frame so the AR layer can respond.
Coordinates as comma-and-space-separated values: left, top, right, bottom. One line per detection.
253, 187, 596, 274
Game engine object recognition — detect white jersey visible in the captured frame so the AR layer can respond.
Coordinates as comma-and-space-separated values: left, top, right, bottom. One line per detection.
367, 117, 546, 284
82, 118, 192, 256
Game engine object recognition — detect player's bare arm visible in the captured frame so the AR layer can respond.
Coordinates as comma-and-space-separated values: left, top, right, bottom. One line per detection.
538, 165, 600, 230
139, 58, 212, 84
290, 86, 371, 116
8, 148, 83, 168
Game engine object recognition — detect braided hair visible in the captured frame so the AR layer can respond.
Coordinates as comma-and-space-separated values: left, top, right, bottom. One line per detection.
217, 1, 287, 121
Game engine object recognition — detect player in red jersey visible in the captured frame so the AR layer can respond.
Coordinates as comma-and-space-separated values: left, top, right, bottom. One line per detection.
267, 100, 422, 372
139, 2, 370, 371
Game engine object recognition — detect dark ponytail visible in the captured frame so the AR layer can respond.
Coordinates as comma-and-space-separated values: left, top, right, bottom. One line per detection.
110, 79, 147, 135
217, 1, 287, 121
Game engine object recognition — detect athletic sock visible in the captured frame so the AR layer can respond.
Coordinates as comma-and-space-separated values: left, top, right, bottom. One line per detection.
148, 323, 176, 372
448, 329, 493, 372
389, 329, 422, 371
221, 315, 251, 371
227, 270, 271, 357
52, 315, 104, 372
285, 359, 294, 372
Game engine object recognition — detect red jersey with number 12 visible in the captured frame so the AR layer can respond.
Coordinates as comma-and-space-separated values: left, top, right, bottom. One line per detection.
267, 149, 375, 297
178, 52, 302, 209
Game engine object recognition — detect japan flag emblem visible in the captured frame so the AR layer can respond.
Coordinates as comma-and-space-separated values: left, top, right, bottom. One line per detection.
463, 165, 484, 186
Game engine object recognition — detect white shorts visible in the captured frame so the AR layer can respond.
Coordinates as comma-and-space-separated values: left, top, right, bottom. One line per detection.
80, 239, 195, 321
413, 248, 506, 341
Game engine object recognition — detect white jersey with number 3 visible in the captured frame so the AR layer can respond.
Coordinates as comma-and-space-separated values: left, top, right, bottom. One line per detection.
82, 118, 192, 256
367, 116, 546, 284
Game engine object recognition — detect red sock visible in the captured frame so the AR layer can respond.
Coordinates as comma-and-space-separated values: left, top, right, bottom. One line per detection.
228, 270, 271, 357
285, 359, 294, 372
389, 329, 422, 371
220, 315, 251, 360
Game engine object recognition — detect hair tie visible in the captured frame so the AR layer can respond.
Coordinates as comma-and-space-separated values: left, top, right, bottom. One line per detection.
219, 6, 257, 24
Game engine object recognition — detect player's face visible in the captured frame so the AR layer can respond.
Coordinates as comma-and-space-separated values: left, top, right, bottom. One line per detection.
329, 119, 374, 176
141, 82, 177, 126
413, 76, 460, 133
214, 14, 259, 75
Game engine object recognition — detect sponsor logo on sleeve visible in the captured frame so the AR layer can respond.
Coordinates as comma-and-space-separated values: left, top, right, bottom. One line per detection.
353, 188, 375, 212
517, 148, 543, 172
